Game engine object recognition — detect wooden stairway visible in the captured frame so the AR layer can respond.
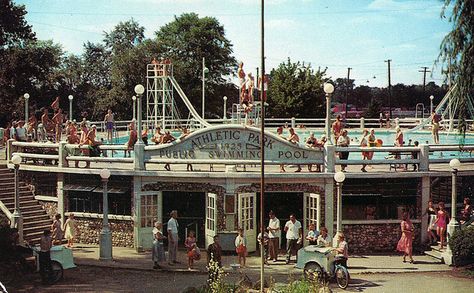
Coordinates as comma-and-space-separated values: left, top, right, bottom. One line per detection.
0, 165, 52, 244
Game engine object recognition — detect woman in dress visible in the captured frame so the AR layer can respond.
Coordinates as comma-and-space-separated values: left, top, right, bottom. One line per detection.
152, 221, 166, 269
460, 197, 473, 224
185, 230, 199, 270
397, 212, 414, 263
423, 200, 437, 245
63, 213, 77, 248
51, 214, 63, 245
434, 202, 449, 249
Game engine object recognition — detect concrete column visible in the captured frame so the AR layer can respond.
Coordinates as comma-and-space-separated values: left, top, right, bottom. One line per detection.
58, 141, 67, 168
324, 178, 335, 240
360, 117, 365, 129
419, 144, 430, 171
133, 176, 142, 252
57, 173, 65, 221
134, 144, 145, 170
324, 144, 336, 173
421, 176, 430, 242
291, 117, 296, 128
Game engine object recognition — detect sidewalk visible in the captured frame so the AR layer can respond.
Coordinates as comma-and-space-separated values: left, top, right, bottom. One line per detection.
71, 244, 451, 276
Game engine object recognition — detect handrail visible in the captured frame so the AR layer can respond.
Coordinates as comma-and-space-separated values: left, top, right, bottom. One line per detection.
0, 200, 13, 221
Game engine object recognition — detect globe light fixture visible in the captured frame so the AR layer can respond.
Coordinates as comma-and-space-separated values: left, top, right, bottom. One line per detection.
334, 170, 346, 233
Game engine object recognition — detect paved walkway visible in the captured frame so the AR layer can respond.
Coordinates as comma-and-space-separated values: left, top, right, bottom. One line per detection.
71, 244, 451, 276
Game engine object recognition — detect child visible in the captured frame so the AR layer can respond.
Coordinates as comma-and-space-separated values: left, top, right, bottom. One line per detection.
51, 214, 63, 245
305, 223, 319, 245
235, 228, 247, 268
63, 213, 77, 248
257, 226, 269, 265
39, 230, 53, 284
152, 222, 166, 269
185, 230, 200, 270
434, 202, 449, 249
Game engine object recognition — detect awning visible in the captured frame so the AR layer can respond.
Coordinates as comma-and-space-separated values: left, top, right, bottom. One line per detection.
93, 186, 129, 194
62, 184, 97, 192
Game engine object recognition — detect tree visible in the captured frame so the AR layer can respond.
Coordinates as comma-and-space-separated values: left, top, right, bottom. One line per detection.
155, 13, 237, 116
267, 59, 327, 118
437, 0, 474, 131
0, 0, 35, 47
104, 19, 145, 55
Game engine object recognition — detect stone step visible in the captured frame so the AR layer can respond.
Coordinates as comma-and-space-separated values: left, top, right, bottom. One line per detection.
23, 215, 53, 228
22, 209, 48, 217
3, 200, 39, 209
0, 176, 14, 183
430, 244, 447, 253
0, 191, 35, 199
20, 204, 45, 212
24, 224, 52, 233
23, 213, 52, 221
0, 195, 36, 203
424, 250, 444, 263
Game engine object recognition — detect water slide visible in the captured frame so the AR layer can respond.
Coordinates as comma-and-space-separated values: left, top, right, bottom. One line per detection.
407, 84, 457, 132
169, 76, 211, 128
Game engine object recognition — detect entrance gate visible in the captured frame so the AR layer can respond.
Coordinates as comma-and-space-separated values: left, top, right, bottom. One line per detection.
238, 193, 257, 252
205, 192, 217, 247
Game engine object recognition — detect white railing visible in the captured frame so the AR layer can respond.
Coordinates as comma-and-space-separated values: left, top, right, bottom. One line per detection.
6, 138, 474, 173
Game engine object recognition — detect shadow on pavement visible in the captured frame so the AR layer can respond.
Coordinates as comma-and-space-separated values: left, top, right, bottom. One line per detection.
340, 277, 384, 292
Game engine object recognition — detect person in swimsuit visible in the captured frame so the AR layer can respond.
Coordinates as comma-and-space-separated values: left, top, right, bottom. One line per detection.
52, 108, 65, 142
104, 109, 115, 143
332, 115, 343, 143
423, 200, 437, 245
433, 201, 449, 249
360, 129, 370, 172
431, 111, 440, 144
305, 132, 318, 172
237, 62, 246, 101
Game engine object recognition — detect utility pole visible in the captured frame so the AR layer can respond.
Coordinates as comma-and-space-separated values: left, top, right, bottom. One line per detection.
345, 67, 352, 122
385, 59, 392, 119
419, 66, 431, 95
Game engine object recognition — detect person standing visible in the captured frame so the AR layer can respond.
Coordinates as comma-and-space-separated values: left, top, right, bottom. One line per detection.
434, 202, 449, 249
284, 214, 302, 264
267, 210, 280, 262
63, 213, 77, 248
431, 111, 440, 144
103, 109, 114, 143
235, 228, 247, 268
152, 221, 166, 269
51, 214, 63, 245
207, 235, 222, 268
423, 200, 437, 245
167, 210, 179, 265
397, 212, 414, 263
39, 230, 53, 284
337, 130, 350, 172
305, 223, 318, 245
257, 226, 269, 265
360, 129, 370, 172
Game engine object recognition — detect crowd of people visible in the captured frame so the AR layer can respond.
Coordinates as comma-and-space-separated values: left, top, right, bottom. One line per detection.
151, 210, 348, 273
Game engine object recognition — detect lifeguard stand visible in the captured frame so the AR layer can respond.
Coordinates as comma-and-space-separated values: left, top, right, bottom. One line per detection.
145, 60, 210, 130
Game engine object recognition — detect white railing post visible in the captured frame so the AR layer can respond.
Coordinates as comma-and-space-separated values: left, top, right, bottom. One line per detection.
324, 144, 336, 173
360, 117, 365, 129
395, 117, 400, 128
58, 141, 67, 168
7, 139, 14, 162
419, 144, 430, 171
291, 117, 296, 129
134, 144, 145, 170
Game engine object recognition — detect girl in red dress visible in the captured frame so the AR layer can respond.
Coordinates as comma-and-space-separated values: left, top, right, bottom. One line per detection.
434, 202, 449, 249
397, 212, 414, 263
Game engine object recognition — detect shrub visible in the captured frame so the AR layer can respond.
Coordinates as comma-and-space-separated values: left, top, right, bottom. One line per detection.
449, 225, 474, 265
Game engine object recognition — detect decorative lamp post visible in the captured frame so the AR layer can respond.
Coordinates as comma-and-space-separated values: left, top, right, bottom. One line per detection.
11, 154, 23, 243
448, 159, 461, 245
132, 96, 137, 121
99, 168, 112, 260
324, 82, 335, 145
202, 57, 209, 119
23, 93, 30, 122
68, 95, 74, 121
223, 96, 228, 121
134, 85, 145, 145
429, 95, 434, 114
334, 171, 346, 233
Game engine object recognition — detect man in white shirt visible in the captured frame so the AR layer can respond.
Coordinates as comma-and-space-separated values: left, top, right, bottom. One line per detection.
267, 210, 280, 262
284, 214, 302, 264
167, 210, 179, 265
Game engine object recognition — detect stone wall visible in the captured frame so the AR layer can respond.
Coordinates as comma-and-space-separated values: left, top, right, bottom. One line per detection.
74, 217, 134, 247
38, 201, 58, 219
343, 222, 421, 254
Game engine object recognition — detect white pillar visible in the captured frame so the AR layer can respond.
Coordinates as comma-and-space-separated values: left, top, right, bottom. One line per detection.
325, 94, 333, 145
421, 176, 430, 242
99, 175, 112, 260
324, 179, 335, 240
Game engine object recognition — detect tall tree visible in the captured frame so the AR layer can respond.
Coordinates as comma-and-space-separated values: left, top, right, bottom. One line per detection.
0, 0, 35, 47
437, 0, 474, 131
267, 59, 327, 118
155, 13, 236, 116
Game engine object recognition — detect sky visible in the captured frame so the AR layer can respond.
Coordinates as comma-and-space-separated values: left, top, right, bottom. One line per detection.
17, 0, 453, 88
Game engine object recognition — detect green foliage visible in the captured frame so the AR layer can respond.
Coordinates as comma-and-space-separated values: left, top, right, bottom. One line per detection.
449, 225, 474, 265
437, 0, 474, 132
364, 98, 382, 118
0, 0, 35, 47
205, 253, 228, 293
267, 58, 326, 118
273, 278, 327, 293
155, 13, 237, 116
